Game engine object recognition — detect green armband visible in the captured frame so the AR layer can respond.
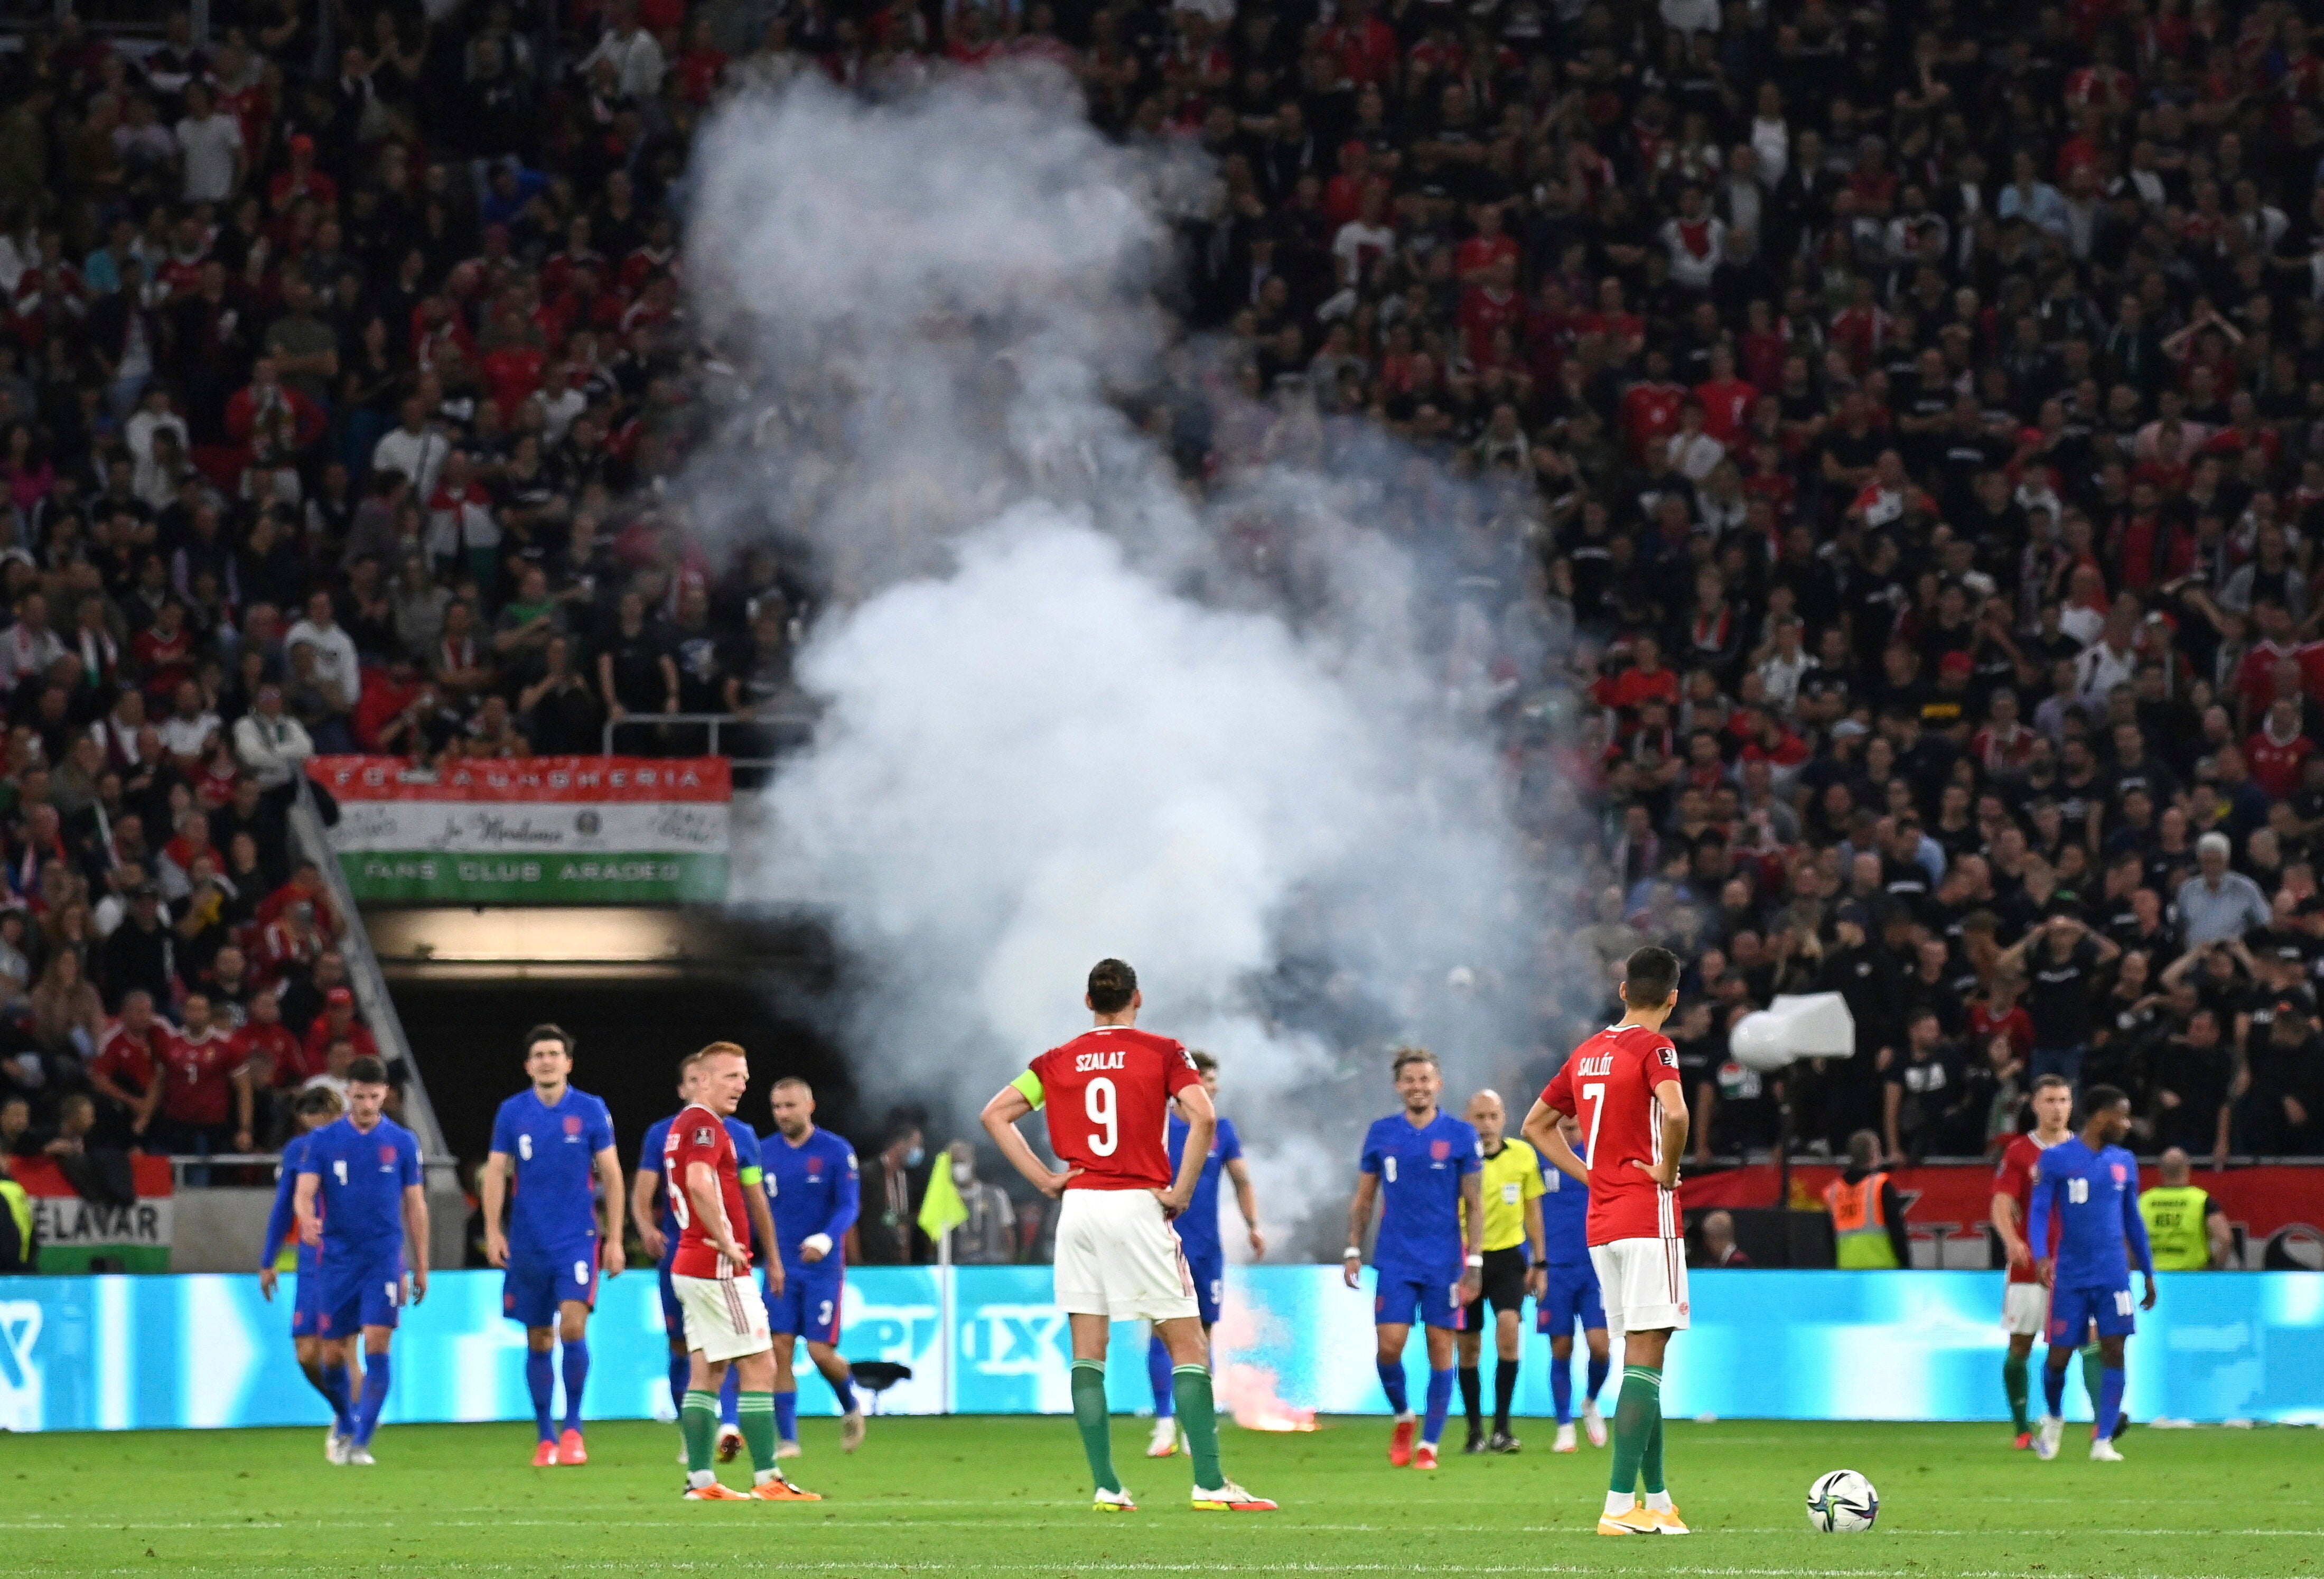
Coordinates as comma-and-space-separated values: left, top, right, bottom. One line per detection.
738, 1166, 763, 1187
1011, 1069, 1045, 1109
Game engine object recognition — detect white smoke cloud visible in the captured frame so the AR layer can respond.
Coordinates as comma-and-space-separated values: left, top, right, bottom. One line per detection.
683, 71, 1548, 1251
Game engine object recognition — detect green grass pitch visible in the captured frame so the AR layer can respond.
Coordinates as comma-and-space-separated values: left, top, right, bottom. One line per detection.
4, 1416, 2319, 1578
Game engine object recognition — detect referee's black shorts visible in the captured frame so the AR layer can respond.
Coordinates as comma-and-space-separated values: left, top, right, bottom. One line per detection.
1462, 1246, 1531, 1320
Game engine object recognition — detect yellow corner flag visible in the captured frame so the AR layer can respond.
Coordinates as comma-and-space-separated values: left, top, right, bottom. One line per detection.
918, 1158, 968, 1241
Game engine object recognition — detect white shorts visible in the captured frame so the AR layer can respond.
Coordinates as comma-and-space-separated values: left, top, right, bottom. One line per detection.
672, 1273, 772, 1362
2001, 1281, 2049, 1336
1589, 1237, 1690, 1341
1053, 1188, 1199, 1323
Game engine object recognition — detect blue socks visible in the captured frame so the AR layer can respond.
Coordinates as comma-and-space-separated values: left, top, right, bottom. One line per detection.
320, 1362, 354, 1436
2097, 1366, 2125, 1439
829, 1367, 858, 1416
1147, 1334, 1175, 1418
1422, 1367, 1455, 1447
2043, 1356, 2068, 1416
1376, 1357, 1409, 1416
667, 1351, 689, 1418
1552, 1351, 1574, 1424
561, 1340, 590, 1433
526, 1349, 556, 1441
775, 1389, 799, 1443
1586, 1352, 1610, 1403
718, 1364, 741, 1427
354, 1352, 390, 1447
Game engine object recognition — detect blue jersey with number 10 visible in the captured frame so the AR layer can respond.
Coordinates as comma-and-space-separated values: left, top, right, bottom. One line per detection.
2026, 1137, 2153, 1290
1361, 1109, 1481, 1271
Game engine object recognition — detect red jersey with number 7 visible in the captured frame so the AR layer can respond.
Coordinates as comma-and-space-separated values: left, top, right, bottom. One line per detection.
1016, 1028, 1202, 1192
664, 1102, 750, 1278
1541, 1023, 1682, 1245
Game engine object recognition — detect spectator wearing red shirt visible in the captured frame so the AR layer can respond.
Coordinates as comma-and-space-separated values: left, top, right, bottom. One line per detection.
1695, 345, 1758, 449
266, 133, 338, 214
1456, 257, 1524, 367
1594, 635, 1683, 721
256, 861, 341, 941
1620, 350, 1688, 463
157, 992, 253, 1160
303, 986, 380, 1074
89, 990, 170, 1148
236, 987, 311, 1090
2246, 698, 2315, 800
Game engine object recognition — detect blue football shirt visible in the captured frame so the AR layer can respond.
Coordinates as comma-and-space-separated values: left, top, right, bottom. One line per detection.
490, 1086, 615, 1256
298, 1114, 422, 1252
643, 1111, 764, 1258
2026, 1137, 2153, 1290
1166, 1112, 1242, 1265
1360, 1109, 1481, 1271
761, 1125, 861, 1269
262, 1129, 323, 1271
1537, 1145, 1591, 1266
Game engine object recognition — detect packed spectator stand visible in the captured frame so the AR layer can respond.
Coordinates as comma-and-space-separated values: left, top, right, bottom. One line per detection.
0, 0, 2319, 1201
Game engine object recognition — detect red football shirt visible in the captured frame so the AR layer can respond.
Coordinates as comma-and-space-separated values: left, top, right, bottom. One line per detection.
1021, 1027, 1201, 1191
160, 1026, 242, 1126
1993, 1131, 2065, 1285
664, 1102, 750, 1278
1541, 1023, 1683, 1245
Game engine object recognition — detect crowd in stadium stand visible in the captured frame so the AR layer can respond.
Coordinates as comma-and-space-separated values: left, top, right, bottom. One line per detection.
0, 0, 2319, 1184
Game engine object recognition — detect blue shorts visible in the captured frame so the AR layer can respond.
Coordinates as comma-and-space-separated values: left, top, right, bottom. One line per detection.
1184, 1249, 1224, 1326
1373, 1262, 1466, 1332
503, 1239, 599, 1327
2047, 1282, 2137, 1344
658, 1256, 685, 1342
1537, 1260, 1606, 1335
766, 1261, 845, 1344
290, 1254, 324, 1337
315, 1244, 405, 1337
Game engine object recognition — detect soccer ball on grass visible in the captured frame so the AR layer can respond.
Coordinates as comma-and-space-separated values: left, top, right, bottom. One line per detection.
1806, 1469, 1878, 1532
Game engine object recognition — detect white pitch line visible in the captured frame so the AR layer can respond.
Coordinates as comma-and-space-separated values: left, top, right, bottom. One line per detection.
0, 1563, 2258, 1579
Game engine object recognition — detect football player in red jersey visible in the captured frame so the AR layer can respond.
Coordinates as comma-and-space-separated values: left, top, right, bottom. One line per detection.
982, 959, 1275, 1515
1991, 1074, 2079, 1447
1523, 945, 1692, 1536
664, 1042, 818, 1503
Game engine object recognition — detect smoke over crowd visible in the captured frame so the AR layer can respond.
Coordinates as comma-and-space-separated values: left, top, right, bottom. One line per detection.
682, 72, 1566, 1250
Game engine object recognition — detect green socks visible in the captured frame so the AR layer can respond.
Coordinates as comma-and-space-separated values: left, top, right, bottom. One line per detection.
738, 1390, 777, 1473
2003, 1353, 2031, 1432
1608, 1365, 1662, 1497
680, 1388, 717, 1475
1640, 1409, 1665, 1495
1172, 1364, 1224, 1489
1071, 1360, 1122, 1494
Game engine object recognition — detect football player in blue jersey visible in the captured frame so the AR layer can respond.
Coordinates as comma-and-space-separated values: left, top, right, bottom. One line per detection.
1146, 1050, 1264, 1459
761, 1078, 866, 1456
294, 1056, 428, 1465
633, 1051, 780, 1463
258, 1085, 358, 1461
1535, 1109, 1610, 1453
481, 1024, 625, 1466
2026, 1085, 2156, 1463
1344, 1047, 1484, 1470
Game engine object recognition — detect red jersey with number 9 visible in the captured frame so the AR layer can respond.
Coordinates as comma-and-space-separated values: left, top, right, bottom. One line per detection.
664, 1102, 750, 1278
1021, 1028, 1202, 1192
1541, 1023, 1683, 1245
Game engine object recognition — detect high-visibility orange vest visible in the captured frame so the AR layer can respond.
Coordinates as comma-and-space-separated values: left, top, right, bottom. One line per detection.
1824, 1172, 1900, 1269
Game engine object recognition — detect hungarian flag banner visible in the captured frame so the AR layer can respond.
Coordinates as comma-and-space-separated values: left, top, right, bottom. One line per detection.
11, 1154, 174, 1271
307, 757, 732, 904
